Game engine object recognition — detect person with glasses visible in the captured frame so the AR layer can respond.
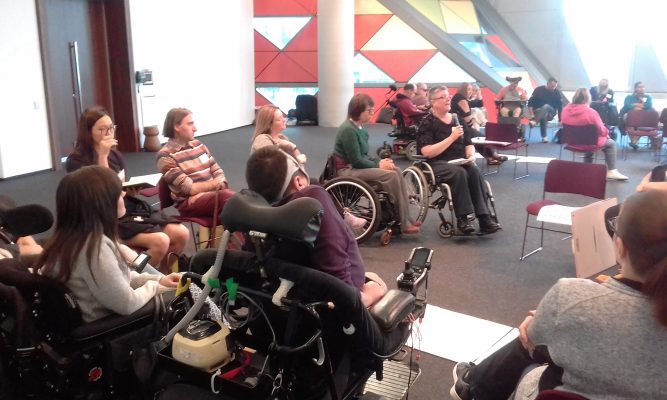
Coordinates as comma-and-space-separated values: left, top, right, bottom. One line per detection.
417, 86, 501, 235
333, 93, 420, 235
245, 146, 388, 307
66, 106, 189, 273
451, 189, 667, 400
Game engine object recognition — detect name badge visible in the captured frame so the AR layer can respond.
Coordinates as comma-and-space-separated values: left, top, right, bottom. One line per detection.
198, 153, 209, 164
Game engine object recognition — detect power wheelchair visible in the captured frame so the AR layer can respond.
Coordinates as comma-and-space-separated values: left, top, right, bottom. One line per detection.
155, 190, 431, 400
376, 101, 420, 161
402, 157, 500, 238
320, 155, 403, 246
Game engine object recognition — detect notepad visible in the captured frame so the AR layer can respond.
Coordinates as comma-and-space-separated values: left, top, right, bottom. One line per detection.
122, 173, 162, 190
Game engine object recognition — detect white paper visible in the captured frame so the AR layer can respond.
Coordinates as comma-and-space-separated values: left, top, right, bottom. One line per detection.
515, 156, 556, 164
536, 204, 580, 226
472, 137, 511, 146
407, 305, 516, 363
123, 172, 162, 188
448, 158, 473, 165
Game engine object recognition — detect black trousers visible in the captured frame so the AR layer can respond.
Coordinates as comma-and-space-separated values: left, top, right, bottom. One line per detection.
428, 161, 488, 218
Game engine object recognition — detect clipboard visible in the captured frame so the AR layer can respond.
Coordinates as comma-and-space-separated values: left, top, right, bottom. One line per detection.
571, 198, 618, 278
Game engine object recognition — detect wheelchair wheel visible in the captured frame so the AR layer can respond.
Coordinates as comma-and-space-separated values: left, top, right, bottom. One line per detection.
378, 148, 392, 159
402, 166, 428, 224
404, 141, 418, 161
324, 177, 381, 244
438, 221, 454, 238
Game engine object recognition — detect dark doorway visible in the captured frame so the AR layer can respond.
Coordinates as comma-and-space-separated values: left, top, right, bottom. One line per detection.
36, 0, 139, 168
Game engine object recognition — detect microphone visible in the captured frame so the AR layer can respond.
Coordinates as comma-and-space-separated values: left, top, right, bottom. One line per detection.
451, 114, 460, 126
388, 84, 397, 92
0, 204, 54, 238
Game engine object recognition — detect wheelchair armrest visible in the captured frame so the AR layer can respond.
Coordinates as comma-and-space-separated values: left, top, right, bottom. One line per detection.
69, 298, 157, 342
369, 289, 415, 331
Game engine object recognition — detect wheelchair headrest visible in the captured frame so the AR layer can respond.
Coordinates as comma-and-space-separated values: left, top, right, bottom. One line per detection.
0, 195, 53, 240
220, 190, 323, 247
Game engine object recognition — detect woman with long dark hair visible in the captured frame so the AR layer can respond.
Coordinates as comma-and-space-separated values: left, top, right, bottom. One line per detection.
66, 106, 189, 273
38, 166, 179, 323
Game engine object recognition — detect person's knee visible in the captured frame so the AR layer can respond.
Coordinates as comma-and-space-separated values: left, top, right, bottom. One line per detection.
148, 232, 170, 258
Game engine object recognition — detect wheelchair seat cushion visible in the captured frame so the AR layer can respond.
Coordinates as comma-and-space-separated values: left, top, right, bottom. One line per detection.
221, 189, 323, 247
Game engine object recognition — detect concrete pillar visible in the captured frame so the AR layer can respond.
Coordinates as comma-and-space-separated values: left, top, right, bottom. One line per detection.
317, 0, 354, 127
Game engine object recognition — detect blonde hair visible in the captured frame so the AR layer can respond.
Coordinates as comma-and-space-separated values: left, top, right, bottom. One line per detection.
252, 105, 280, 142
571, 88, 591, 105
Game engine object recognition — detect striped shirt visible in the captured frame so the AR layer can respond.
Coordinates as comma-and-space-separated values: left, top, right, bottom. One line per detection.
156, 139, 226, 206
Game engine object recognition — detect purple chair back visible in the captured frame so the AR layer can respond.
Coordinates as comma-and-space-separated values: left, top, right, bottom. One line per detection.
561, 124, 598, 146
485, 122, 520, 143
543, 160, 606, 199
625, 109, 659, 129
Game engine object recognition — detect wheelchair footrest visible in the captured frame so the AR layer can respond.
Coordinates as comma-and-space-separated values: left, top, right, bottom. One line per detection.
362, 358, 421, 400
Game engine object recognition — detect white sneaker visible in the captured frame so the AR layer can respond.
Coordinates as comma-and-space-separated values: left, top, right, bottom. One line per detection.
606, 169, 629, 181
343, 211, 366, 229
541, 136, 549, 143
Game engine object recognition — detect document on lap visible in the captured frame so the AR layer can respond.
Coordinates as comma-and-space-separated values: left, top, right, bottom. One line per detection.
471, 137, 511, 146
448, 158, 471, 165
122, 173, 162, 190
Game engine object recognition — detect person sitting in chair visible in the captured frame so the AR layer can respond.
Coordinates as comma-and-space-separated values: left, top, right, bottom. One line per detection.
394, 83, 427, 127
496, 76, 528, 119
528, 77, 563, 143
157, 108, 235, 220
450, 189, 667, 400
417, 86, 501, 235
246, 146, 388, 307
38, 166, 180, 323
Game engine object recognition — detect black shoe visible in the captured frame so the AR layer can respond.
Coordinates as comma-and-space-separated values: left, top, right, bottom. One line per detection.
457, 216, 475, 235
478, 214, 501, 234
629, 142, 639, 150
450, 362, 474, 400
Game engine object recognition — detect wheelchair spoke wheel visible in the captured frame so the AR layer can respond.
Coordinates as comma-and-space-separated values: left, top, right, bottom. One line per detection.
324, 177, 381, 244
402, 166, 428, 224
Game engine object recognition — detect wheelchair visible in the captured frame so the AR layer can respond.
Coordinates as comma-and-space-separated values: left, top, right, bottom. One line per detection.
155, 190, 431, 400
376, 101, 420, 161
495, 100, 527, 139
0, 257, 169, 399
320, 155, 400, 246
402, 157, 499, 238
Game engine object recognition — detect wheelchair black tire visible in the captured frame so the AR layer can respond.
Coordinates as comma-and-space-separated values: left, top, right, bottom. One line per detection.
404, 141, 418, 161
402, 166, 428, 224
323, 177, 381, 244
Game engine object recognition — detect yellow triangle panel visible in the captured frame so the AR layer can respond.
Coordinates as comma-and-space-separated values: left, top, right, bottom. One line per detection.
362, 15, 436, 51
410, 52, 474, 83
441, 1, 480, 34
408, 0, 446, 32
355, 0, 390, 15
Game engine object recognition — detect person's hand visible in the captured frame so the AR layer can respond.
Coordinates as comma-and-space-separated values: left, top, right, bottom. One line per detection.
124, 187, 138, 197
518, 310, 536, 352
98, 134, 118, 156
465, 155, 475, 164
159, 273, 181, 288
379, 158, 395, 171
451, 125, 464, 141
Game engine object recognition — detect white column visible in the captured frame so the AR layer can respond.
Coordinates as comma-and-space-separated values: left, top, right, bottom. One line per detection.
317, 0, 354, 127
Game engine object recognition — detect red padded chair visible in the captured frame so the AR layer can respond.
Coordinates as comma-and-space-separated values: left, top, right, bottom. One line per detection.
659, 108, 667, 163
484, 122, 530, 180
157, 178, 220, 249
520, 160, 607, 260
535, 390, 589, 400
559, 124, 604, 162
622, 109, 660, 159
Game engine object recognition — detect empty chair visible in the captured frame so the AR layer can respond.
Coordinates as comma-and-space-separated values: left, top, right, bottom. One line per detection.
520, 160, 607, 260
484, 122, 529, 179
622, 109, 660, 159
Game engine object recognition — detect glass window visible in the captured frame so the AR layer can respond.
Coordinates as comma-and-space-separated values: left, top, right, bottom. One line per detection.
256, 87, 318, 113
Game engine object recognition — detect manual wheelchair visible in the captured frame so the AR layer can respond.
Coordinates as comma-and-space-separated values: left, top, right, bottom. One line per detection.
156, 190, 431, 400
320, 155, 402, 245
376, 101, 420, 161
401, 157, 500, 238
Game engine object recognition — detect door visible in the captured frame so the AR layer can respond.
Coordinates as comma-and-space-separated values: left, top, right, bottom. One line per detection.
37, 0, 138, 167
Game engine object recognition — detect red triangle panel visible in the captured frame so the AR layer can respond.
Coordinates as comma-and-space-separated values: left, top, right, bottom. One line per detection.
354, 15, 392, 52
284, 18, 317, 51
361, 50, 437, 82
284, 52, 318, 80
255, 51, 279, 78
255, 91, 272, 108
294, 0, 317, 14
254, 0, 311, 16
254, 30, 279, 52
354, 87, 399, 123
256, 53, 317, 83
485, 35, 518, 63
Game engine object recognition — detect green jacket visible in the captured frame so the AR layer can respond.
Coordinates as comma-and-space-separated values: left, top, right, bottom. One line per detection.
333, 120, 379, 169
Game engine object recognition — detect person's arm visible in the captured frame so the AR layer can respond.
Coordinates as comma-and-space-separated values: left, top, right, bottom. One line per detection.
337, 125, 378, 169
157, 147, 226, 196
360, 272, 387, 307
495, 87, 508, 101
420, 126, 462, 159
82, 240, 163, 316
644, 95, 653, 110
457, 98, 474, 127
589, 108, 609, 139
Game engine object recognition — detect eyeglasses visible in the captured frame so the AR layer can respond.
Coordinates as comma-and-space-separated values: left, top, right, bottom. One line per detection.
365, 108, 375, 114
431, 96, 448, 101
97, 125, 117, 135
